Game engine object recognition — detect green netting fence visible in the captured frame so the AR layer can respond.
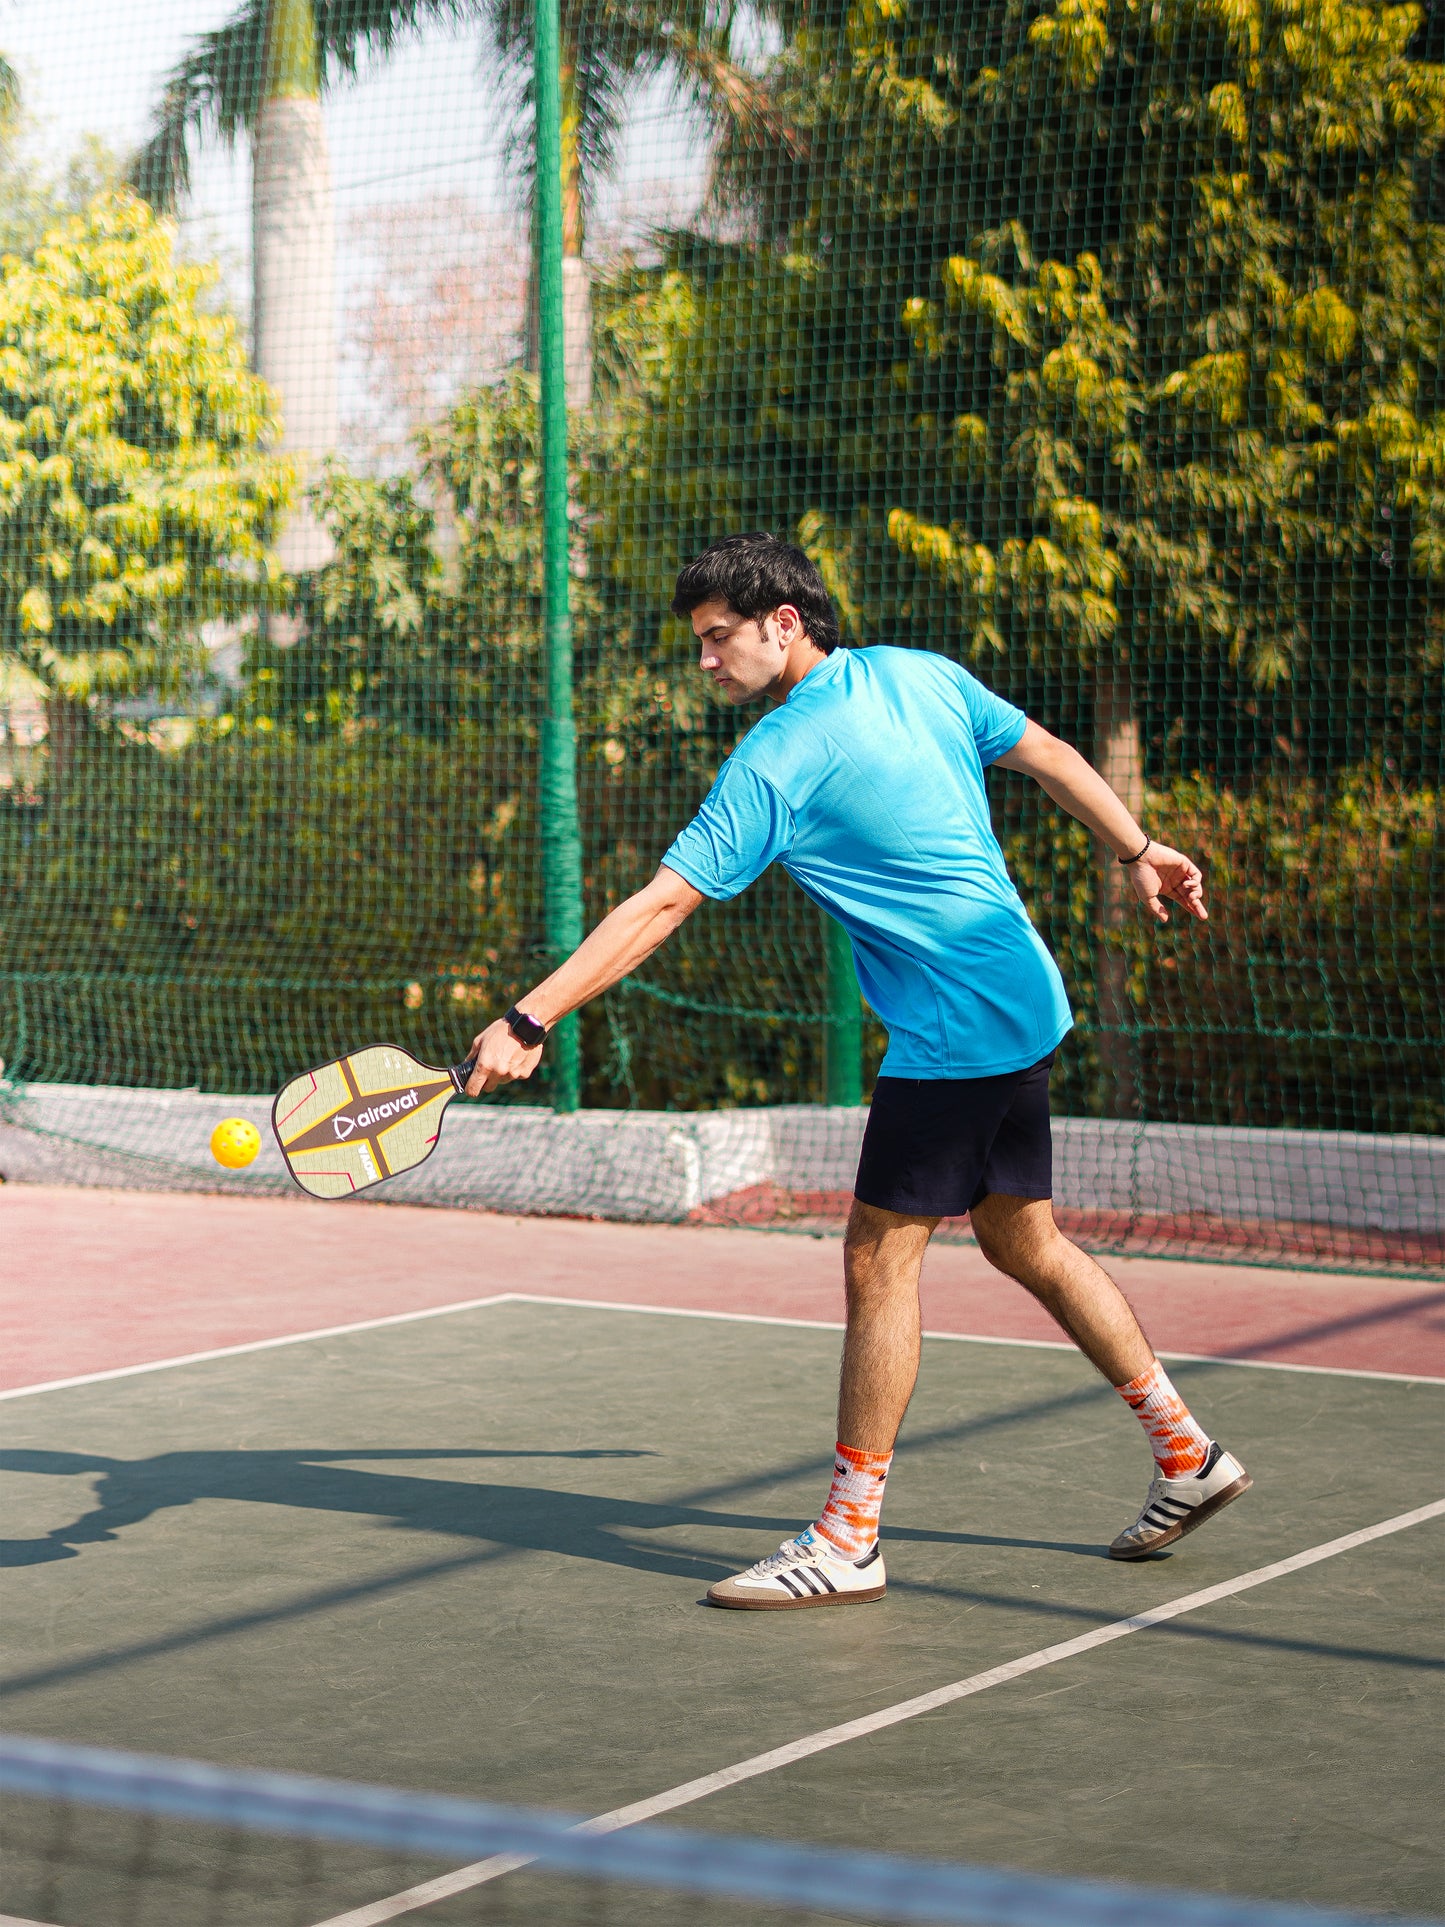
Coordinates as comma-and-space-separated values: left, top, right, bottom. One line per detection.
0, 0, 1441, 1269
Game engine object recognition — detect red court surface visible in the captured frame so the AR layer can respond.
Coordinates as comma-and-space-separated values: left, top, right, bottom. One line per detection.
3, 1182, 1441, 1390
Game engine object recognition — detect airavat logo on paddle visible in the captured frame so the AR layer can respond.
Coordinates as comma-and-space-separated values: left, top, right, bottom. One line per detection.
333, 1090, 420, 1139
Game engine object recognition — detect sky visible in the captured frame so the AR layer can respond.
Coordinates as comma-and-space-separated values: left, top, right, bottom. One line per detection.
1, 0, 713, 453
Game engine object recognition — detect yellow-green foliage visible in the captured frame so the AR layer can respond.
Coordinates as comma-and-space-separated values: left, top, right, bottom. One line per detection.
606, 0, 1443, 743
0, 190, 291, 704
878, 0, 1445, 689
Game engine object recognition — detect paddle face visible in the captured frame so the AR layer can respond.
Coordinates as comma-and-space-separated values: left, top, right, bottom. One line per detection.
272, 1043, 472, 1200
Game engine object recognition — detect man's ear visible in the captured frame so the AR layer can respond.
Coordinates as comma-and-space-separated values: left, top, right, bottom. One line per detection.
774, 602, 804, 645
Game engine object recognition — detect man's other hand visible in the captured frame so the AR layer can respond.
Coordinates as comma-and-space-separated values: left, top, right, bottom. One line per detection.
1130, 843, 1208, 925
465, 1019, 544, 1095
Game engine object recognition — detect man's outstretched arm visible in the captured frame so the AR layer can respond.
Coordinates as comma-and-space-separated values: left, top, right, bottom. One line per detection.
464, 866, 705, 1093
994, 720, 1208, 926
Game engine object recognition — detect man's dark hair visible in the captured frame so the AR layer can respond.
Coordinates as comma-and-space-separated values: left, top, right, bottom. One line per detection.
671, 533, 843, 654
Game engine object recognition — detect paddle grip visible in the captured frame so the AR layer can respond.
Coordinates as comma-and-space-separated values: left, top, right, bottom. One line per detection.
449, 1057, 478, 1095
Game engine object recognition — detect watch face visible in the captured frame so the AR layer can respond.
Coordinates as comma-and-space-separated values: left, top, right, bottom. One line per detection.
507, 1006, 546, 1046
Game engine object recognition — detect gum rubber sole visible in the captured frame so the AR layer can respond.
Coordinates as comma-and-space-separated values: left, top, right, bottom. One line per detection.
1107, 1471, 1254, 1561
704, 1583, 888, 1610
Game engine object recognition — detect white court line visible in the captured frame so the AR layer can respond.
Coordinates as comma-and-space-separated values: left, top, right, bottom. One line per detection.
311, 1497, 1445, 1926
0, 1296, 514, 1401
503, 1291, 1445, 1385
3, 1288, 1439, 1401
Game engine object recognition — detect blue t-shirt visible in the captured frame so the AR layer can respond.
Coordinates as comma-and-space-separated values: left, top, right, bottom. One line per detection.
661, 646, 1072, 1079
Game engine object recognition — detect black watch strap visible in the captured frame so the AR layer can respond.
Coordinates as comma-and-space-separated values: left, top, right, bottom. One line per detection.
504, 1004, 548, 1048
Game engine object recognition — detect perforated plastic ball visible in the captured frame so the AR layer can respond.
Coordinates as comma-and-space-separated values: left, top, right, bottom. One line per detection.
211, 1117, 261, 1169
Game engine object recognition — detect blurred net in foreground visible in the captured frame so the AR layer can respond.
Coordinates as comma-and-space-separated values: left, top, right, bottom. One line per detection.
0, 1736, 1433, 1927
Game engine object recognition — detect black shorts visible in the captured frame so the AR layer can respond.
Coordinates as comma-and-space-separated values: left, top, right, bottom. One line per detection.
853, 1053, 1055, 1217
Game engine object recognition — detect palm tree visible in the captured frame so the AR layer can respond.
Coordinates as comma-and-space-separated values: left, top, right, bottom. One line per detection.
490, 0, 792, 404
134, 0, 337, 573
131, 0, 787, 424
252, 0, 337, 571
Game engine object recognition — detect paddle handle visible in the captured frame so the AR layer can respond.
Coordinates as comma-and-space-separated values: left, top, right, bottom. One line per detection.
448, 1058, 478, 1095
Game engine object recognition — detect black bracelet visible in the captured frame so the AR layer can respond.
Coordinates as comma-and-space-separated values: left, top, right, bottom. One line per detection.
1117, 834, 1152, 866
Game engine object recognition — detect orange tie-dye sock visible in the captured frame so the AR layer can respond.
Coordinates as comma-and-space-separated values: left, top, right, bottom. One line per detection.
1115, 1361, 1211, 1477
813, 1441, 892, 1559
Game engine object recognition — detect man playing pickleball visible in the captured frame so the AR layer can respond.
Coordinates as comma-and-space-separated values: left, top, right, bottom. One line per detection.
468, 533, 1250, 1607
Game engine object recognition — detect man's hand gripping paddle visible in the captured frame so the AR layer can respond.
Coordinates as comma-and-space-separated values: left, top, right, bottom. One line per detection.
272, 1043, 477, 1200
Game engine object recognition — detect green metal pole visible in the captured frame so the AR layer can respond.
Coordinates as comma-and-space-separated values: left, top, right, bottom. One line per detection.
823, 916, 863, 1107
534, 0, 584, 1113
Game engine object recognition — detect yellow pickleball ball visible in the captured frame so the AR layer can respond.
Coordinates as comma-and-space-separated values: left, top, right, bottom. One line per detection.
211, 1117, 261, 1169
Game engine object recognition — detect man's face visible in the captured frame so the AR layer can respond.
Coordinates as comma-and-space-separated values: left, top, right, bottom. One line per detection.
689, 598, 793, 704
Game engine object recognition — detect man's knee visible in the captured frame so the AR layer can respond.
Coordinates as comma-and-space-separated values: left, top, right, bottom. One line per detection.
973, 1228, 1045, 1287
843, 1201, 934, 1300
971, 1225, 1017, 1279
969, 1195, 1065, 1287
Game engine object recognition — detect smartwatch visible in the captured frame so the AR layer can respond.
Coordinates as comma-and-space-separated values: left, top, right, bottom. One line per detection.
504, 1005, 548, 1049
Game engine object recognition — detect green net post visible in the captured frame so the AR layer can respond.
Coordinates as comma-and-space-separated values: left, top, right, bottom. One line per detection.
533, 0, 584, 1112
822, 917, 862, 1107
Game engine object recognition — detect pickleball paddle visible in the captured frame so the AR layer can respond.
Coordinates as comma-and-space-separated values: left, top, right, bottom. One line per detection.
272, 1043, 477, 1200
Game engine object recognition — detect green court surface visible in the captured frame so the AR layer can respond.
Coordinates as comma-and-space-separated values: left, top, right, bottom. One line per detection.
2, 1299, 1442, 1924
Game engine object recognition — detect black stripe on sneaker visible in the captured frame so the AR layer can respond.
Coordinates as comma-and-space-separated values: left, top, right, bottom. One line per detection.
774, 1572, 804, 1597
854, 1543, 882, 1569
792, 1568, 821, 1595
809, 1567, 838, 1594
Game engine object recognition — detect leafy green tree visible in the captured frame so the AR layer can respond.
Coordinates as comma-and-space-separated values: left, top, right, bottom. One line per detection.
248, 353, 706, 752
242, 463, 447, 730
0, 189, 292, 774
885, 0, 1443, 1108
599, 0, 1445, 1119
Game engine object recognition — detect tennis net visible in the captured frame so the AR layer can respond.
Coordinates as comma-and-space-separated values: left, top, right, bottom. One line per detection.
0, 1735, 1436, 1927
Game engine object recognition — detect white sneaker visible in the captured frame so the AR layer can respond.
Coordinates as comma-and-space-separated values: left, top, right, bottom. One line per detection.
706, 1528, 887, 1609
1109, 1441, 1252, 1560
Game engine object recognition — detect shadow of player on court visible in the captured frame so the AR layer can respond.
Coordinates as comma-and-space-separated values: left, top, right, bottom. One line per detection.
4, 1447, 1437, 1709
0, 1445, 809, 1580
0, 1445, 1102, 1577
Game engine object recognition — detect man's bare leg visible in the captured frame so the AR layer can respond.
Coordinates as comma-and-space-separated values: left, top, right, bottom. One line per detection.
966, 1193, 1153, 1384
836, 1199, 938, 1450
705, 1199, 935, 1605
967, 1192, 1251, 1557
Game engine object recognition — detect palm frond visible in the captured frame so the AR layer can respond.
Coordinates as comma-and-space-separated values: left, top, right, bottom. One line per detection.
128, 0, 474, 209
656, 25, 805, 162
317, 0, 475, 81
128, 0, 799, 244
493, 23, 633, 220
492, 0, 801, 231
129, 0, 265, 208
